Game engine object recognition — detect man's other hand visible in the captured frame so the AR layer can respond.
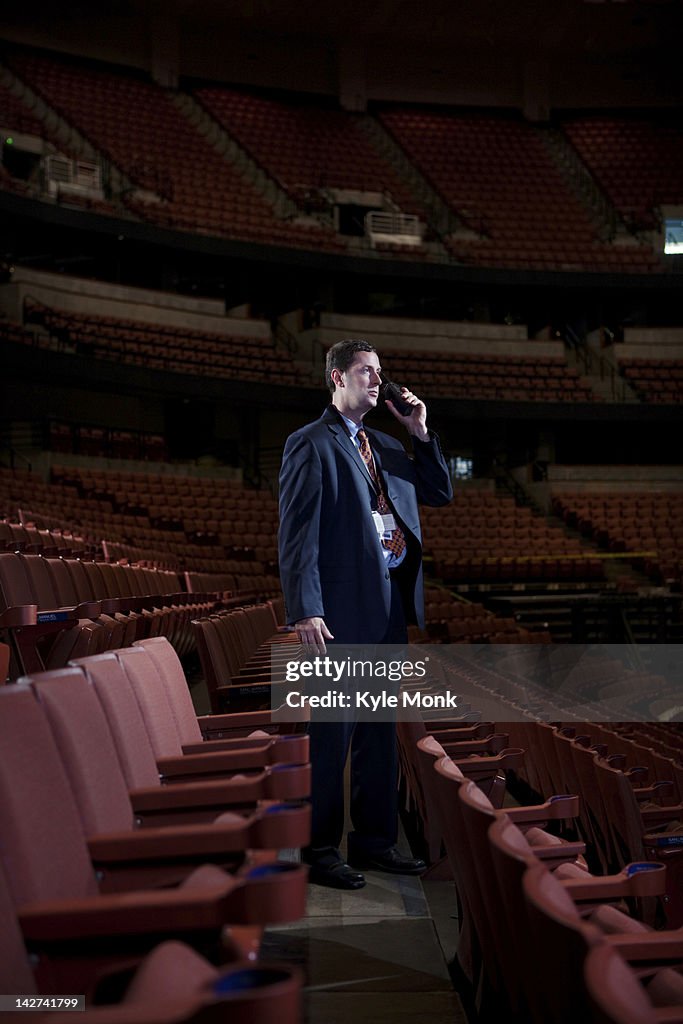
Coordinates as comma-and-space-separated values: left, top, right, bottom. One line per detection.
294, 616, 334, 654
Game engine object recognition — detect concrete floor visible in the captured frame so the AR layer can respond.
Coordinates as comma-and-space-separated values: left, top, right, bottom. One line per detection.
264, 865, 466, 1024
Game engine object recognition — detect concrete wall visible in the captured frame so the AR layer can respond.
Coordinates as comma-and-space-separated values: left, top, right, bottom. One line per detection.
0, 268, 270, 338
616, 329, 683, 362
549, 465, 683, 494
313, 312, 561, 358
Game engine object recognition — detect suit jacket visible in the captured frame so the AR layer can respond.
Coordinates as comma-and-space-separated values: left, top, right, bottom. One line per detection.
278, 405, 453, 644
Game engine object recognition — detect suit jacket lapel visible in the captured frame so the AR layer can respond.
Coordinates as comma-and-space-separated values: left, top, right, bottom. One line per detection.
321, 407, 376, 491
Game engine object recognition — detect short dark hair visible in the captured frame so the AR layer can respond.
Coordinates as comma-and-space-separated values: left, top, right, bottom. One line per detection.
325, 339, 376, 393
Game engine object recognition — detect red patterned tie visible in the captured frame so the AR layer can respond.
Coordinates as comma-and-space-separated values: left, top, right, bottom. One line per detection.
357, 428, 406, 559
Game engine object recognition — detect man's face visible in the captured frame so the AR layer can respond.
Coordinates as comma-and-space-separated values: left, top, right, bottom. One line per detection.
336, 351, 382, 416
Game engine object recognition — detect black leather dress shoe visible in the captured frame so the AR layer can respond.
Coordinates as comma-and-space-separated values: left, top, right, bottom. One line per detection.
348, 847, 427, 875
308, 861, 367, 890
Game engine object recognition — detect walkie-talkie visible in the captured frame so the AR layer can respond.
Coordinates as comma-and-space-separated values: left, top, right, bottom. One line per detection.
379, 371, 414, 416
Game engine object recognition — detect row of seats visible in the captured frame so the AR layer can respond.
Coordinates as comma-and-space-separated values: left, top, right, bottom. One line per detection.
492, 646, 682, 722
0, 550, 218, 675
193, 603, 301, 715
7, 311, 607, 402
24, 300, 309, 386
0, 520, 93, 558
393, 646, 683, 1018
54, 466, 253, 500
0, 466, 279, 574
618, 357, 683, 404
0, 636, 310, 1018
552, 491, 683, 585
381, 348, 595, 403
421, 492, 606, 584
422, 589, 552, 643
422, 736, 681, 1022
49, 420, 168, 461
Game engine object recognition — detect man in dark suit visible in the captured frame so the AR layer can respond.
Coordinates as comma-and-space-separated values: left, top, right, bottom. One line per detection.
278, 339, 453, 889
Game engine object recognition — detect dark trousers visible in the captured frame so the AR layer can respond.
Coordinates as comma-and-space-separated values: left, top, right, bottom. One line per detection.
305, 575, 408, 866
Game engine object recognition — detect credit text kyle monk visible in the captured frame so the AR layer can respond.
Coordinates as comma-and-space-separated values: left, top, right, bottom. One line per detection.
285, 690, 458, 710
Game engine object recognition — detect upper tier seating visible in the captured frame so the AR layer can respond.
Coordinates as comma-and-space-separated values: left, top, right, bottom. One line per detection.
562, 115, 683, 231
378, 107, 660, 273
22, 300, 308, 386
0, 79, 46, 137
7, 309, 597, 403
382, 347, 594, 402
2, 49, 672, 274
617, 356, 683, 404
8, 52, 341, 251
194, 86, 425, 220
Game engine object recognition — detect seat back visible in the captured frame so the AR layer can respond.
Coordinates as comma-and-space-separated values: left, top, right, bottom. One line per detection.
26, 668, 135, 836
570, 741, 613, 872
83, 560, 115, 599
115, 645, 184, 759
0, 858, 37, 995
0, 686, 99, 905
193, 616, 233, 712
533, 722, 565, 797
522, 861, 602, 1022
430, 756, 480, 990
0, 551, 34, 608
584, 944, 659, 1024
18, 553, 60, 610
44, 557, 81, 607
593, 758, 646, 868
71, 652, 160, 790
0, 641, 9, 683
412, 734, 449, 864
134, 637, 203, 745
457, 778, 519, 1008
63, 557, 97, 601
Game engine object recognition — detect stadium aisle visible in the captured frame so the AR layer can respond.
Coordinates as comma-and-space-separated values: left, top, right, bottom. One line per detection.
189, 649, 465, 1020
264, 865, 464, 1024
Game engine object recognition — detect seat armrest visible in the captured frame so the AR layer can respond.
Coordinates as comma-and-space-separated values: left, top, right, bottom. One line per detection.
451, 747, 525, 777
19, 884, 231, 941
129, 775, 268, 812
131, 765, 310, 811
641, 804, 683, 827
88, 805, 310, 861
74, 600, 102, 618
633, 780, 675, 801
530, 841, 586, 863
562, 861, 666, 901
36, 606, 77, 624
0, 604, 37, 627
605, 931, 683, 963
506, 794, 580, 824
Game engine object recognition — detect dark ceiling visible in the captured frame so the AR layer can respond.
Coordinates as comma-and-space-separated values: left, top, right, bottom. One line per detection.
1, 0, 680, 59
